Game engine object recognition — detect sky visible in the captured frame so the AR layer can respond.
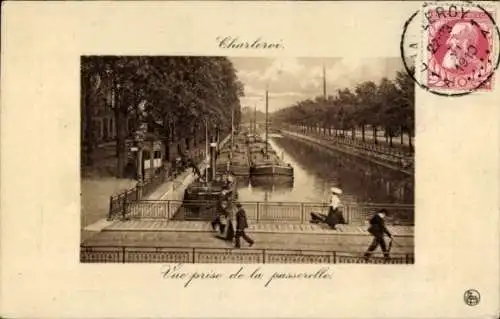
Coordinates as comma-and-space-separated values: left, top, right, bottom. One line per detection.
230, 57, 406, 113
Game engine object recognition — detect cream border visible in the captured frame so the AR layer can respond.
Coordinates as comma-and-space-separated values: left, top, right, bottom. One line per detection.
1, 1, 499, 318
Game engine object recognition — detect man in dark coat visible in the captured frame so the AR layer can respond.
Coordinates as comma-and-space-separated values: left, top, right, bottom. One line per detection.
364, 209, 392, 260
211, 191, 229, 234
234, 202, 254, 248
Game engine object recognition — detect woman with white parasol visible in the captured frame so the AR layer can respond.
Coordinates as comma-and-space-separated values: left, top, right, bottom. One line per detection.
310, 187, 346, 229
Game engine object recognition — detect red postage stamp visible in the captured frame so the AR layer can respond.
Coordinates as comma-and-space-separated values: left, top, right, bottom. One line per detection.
423, 3, 497, 92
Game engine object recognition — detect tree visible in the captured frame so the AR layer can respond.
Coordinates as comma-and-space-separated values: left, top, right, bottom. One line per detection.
354, 81, 378, 142
271, 68, 415, 153
81, 56, 244, 176
394, 69, 415, 151
377, 77, 400, 147
81, 56, 109, 166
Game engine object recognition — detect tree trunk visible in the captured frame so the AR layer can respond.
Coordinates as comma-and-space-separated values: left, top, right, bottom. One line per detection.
164, 137, 170, 162
172, 120, 177, 158
164, 118, 172, 162
351, 128, 355, 140
409, 130, 413, 152
389, 135, 393, 147
177, 143, 182, 158
116, 108, 127, 178
400, 125, 404, 145
82, 72, 94, 166
110, 83, 127, 178
361, 125, 365, 142
373, 126, 378, 144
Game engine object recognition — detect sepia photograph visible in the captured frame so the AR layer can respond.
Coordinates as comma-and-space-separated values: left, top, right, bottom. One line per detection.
80, 56, 415, 264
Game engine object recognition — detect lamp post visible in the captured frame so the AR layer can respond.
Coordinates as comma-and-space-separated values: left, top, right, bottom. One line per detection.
209, 142, 217, 182
265, 89, 269, 155
204, 118, 209, 180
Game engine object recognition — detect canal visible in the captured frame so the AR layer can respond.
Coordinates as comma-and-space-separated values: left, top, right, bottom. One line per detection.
236, 134, 414, 204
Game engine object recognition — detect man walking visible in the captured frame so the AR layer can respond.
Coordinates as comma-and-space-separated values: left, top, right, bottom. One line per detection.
234, 202, 254, 248
364, 209, 392, 261
211, 191, 230, 234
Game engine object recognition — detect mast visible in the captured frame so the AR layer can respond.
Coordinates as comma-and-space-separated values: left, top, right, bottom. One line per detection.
253, 105, 257, 133
231, 105, 234, 149
265, 90, 268, 155
323, 65, 327, 99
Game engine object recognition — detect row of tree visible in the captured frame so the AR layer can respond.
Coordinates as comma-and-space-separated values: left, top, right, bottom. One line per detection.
271, 69, 415, 150
81, 56, 244, 177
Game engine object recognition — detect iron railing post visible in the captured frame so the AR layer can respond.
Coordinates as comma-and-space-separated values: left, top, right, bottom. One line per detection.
192, 248, 196, 263
122, 246, 126, 263
262, 249, 266, 264
167, 200, 171, 220
300, 203, 304, 223
346, 205, 351, 224
256, 203, 260, 222
108, 196, 113, 220
121, 196, 127, 220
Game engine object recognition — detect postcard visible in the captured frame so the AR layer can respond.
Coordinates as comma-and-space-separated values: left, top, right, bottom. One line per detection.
1, 1, 499, 318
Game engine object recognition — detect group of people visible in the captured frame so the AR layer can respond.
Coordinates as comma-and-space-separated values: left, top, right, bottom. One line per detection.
310, 186, 393, 260
211, 183, 393, 258
211, 193, 254, 249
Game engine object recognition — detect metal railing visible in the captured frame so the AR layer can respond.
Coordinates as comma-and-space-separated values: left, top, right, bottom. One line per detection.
108, 172, 168, 220
120, 200, 414, 226
80, 245, 414, 264
108, 135, 232, 220
282, 129, 414, 171
287, 126, 413, 154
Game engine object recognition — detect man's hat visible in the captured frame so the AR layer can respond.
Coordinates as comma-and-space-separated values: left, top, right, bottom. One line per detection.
236, 202, 242, 208
378, 209, 389, 214
330, 187, 343, 195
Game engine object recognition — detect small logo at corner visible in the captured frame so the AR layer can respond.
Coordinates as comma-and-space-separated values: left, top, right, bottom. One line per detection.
464, 289, 480, 306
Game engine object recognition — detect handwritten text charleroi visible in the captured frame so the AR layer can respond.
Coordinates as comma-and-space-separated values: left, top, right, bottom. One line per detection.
217, 36, 284, 49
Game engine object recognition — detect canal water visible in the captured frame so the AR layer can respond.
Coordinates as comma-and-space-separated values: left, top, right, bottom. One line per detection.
236, 134, 414, 204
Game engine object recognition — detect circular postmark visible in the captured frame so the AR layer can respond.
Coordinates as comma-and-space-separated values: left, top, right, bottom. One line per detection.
463, 289, 480, 306
400, 1, 500, 96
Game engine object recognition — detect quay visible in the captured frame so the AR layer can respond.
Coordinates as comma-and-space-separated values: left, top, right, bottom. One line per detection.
280, 129, 413, 175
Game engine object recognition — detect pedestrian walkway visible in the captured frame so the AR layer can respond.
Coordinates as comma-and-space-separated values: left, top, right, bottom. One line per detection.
101, 220, 414, 237
83, 224, 413, 254
144, 170, 191, 200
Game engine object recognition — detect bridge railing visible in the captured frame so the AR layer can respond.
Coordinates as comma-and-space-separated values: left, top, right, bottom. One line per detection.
122, 200, 414, 225
80, 245, 415, 264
